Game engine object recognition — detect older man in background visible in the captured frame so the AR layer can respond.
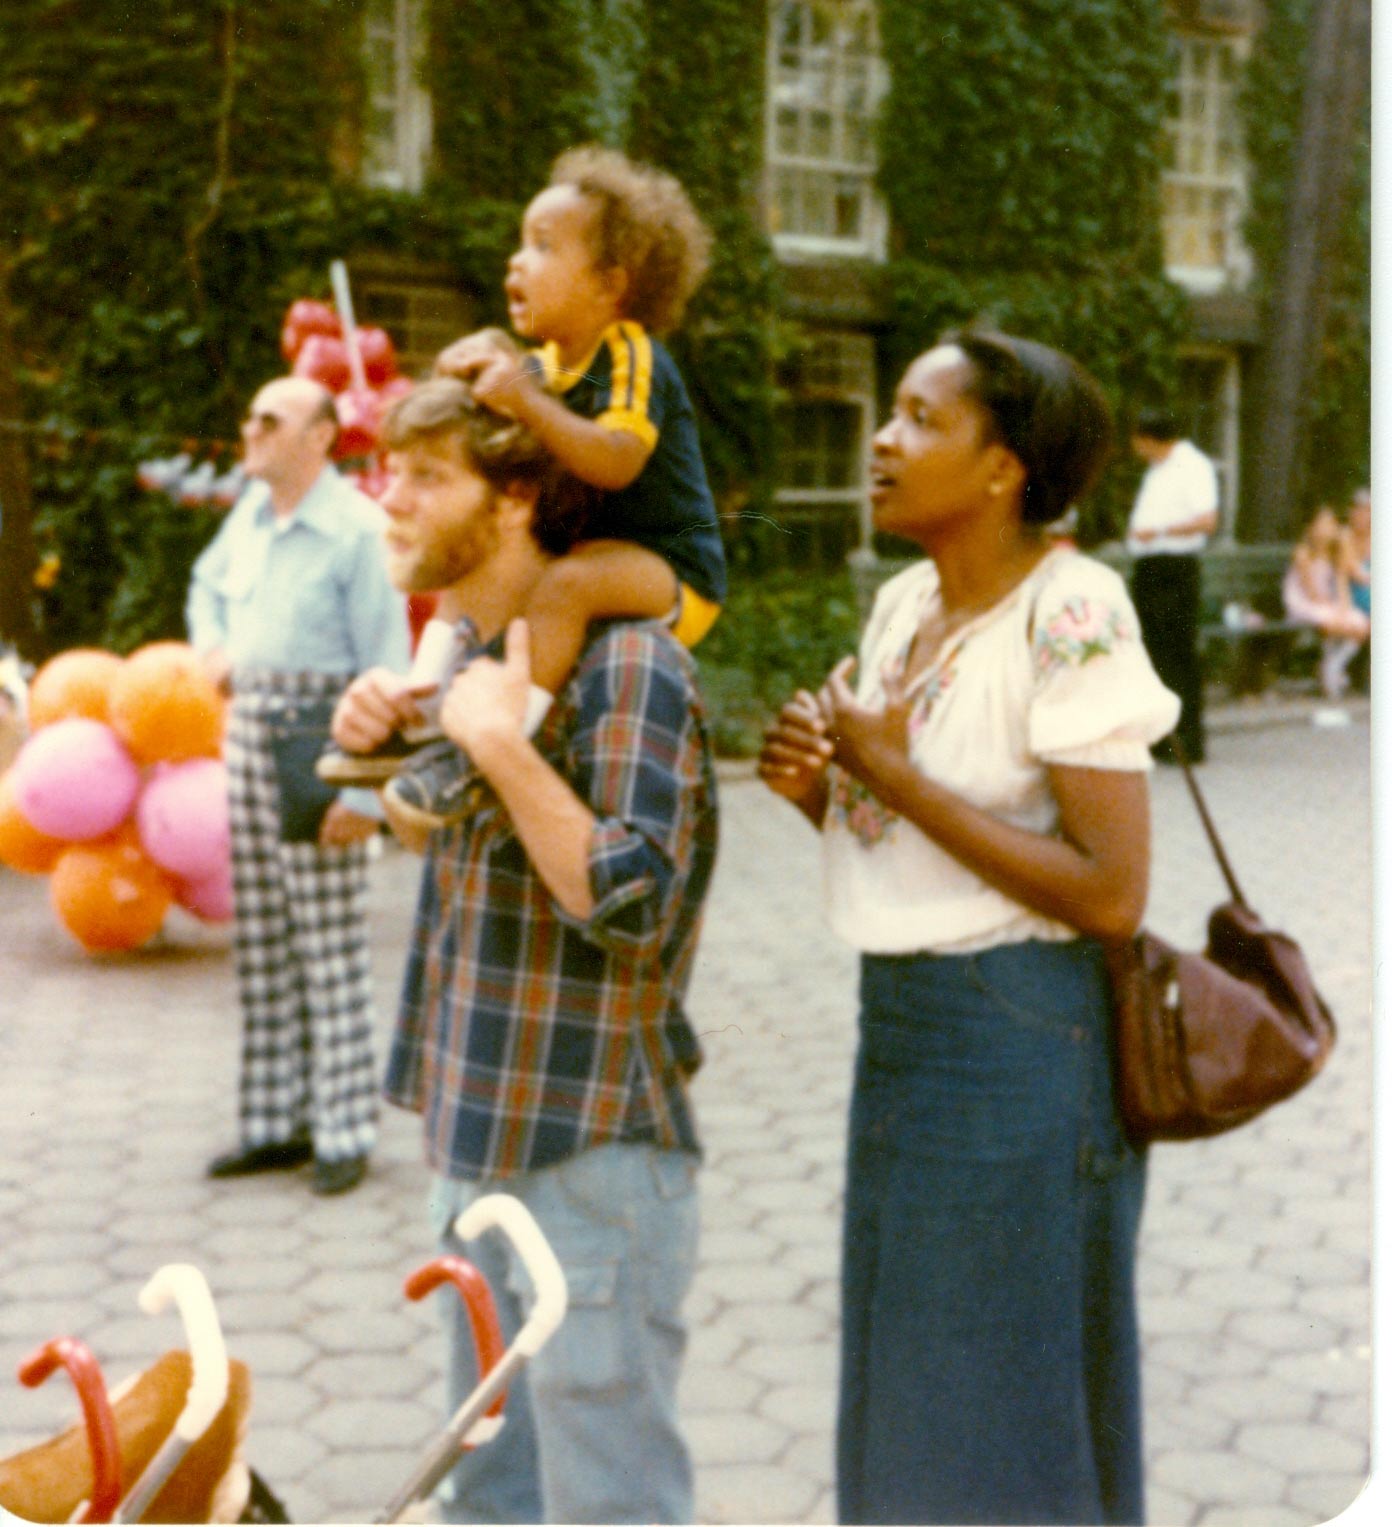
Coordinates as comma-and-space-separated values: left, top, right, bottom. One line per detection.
187, 375, 409, 1195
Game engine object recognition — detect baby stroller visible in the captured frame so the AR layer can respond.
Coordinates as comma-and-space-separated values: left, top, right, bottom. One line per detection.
0, 1262, 286, 1522
0, 1195, 566, 1524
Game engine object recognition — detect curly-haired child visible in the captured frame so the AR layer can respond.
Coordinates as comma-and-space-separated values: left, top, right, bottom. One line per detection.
322, 146, 728, 828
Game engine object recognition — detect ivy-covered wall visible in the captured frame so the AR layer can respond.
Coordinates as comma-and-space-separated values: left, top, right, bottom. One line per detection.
1, 0, 779, 657
872, 0, 1188, 545
0, 0, 1368, 660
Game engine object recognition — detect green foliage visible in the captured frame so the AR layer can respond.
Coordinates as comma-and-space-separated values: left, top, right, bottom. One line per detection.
875, 0, 1186, 546
696, 567, 862, 755
1, 0, 1368, 662
2, 0, 782, 656
878, 0, 1172, 272
629, 0, 781, 529
426, 0, 596, 201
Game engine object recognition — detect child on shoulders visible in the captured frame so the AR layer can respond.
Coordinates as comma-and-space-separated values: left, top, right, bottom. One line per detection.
322, 146, 726, 829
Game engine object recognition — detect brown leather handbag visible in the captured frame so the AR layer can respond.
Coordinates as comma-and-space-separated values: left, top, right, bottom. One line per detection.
1106, 748, 1336, 1143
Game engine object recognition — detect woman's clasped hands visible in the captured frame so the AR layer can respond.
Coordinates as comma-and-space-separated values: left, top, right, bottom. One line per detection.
758, 657, 912, 818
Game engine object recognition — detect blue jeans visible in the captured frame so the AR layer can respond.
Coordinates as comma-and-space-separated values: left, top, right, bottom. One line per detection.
428, 1143, 699, 1524
837, 939, 1147, 1526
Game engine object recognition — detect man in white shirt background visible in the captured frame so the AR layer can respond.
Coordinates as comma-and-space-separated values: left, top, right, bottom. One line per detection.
1127, 409, 1220, 764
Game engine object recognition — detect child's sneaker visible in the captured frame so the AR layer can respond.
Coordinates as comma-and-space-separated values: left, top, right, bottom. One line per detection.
316, 729, 443, 787
382, 738, 483, 832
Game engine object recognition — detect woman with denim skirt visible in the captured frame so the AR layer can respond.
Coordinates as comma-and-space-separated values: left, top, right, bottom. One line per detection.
760, 330, 1180, 1526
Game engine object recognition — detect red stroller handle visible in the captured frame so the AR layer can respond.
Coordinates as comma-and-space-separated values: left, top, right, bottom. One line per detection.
404, 1256, 508, 1425
18, 1337, 123, 1523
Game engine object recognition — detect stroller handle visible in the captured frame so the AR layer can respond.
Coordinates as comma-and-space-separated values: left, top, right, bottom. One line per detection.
403, 1257, 508, 1423
18, 1336, 123, 1523
453, 1195, 568, 1356
137, 1264, 229, 1443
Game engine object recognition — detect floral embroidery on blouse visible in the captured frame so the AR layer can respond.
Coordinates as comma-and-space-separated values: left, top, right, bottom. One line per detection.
830, 768, 898, 849
906, 651, 958, 739
1032, 598, 1131, 676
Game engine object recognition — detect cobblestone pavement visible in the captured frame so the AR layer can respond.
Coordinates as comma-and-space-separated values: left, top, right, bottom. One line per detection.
0, 707, 1372, 1525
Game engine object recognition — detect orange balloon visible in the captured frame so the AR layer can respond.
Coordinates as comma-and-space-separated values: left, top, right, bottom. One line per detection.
26, 648, 125, 728
108, 642, 225, 765
49, 837, 173, 952
0, 771, 66, 874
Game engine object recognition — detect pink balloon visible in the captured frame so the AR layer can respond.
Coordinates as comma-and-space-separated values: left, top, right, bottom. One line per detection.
11, 719, 140, 841
137, 759, 231, 882
174, 861, 234, 923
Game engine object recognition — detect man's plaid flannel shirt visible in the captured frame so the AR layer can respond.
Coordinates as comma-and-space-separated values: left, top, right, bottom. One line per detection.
384, 621, 718, 1180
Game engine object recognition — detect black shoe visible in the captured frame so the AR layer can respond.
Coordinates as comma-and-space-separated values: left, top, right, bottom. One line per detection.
207, 1136, 312, 1178
316, 729, 443, 787
383, 737, 483, 833
312, 1154, 368, 1196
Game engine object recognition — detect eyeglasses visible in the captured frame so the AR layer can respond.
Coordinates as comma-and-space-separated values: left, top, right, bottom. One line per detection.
243, 410, 284, 432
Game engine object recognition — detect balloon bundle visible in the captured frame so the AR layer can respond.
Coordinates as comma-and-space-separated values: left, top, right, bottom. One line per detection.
0, 644, 233, 953
281, 263, 414, 489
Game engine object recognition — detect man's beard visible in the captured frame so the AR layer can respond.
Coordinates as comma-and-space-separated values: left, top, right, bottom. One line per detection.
398, 511, 499, 593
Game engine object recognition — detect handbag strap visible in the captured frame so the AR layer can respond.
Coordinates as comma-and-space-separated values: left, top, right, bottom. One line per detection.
1169, 736, 1250, 909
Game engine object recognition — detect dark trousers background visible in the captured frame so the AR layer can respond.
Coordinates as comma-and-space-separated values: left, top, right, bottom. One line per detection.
1131, 552, 1204, 760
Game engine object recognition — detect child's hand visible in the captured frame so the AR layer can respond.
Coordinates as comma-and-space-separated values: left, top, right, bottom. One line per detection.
435, 329, 522, 383
468, 351, 538, 420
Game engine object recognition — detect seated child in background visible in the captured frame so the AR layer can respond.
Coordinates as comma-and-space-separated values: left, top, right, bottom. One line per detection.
327, 145, 727, 828
1282, 504, 1369, 701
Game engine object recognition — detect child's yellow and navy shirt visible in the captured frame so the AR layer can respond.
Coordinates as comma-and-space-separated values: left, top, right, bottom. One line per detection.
532, 320, 728, 607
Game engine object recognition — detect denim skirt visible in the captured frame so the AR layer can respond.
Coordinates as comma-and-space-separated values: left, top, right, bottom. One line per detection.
836, 938, 1146, 1526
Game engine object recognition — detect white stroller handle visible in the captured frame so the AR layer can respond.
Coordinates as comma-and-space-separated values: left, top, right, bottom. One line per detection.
454, 1195, 567, 1356
137, 1263, 229, 1443
380, 1197, 568, 1520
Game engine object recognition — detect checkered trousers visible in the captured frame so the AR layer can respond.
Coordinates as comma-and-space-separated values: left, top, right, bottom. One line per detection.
225, 669, 378, 1162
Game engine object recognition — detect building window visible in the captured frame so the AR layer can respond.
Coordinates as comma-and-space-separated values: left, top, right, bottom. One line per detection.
350, 262, 474, 378
1161, 28, 1251, 292
773, 331, 877, 564
767, 0, 887, 259
361, 0, 431, 192
1176, 345, 1242, 534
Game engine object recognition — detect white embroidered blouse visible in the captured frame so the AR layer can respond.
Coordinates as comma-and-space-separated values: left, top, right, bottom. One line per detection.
822, 548, 1180, 955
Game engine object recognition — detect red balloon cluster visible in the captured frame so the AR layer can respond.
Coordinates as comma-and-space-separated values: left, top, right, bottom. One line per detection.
279, 298, 413, 467
279, 293, 438, 644
0, 646, 233, 953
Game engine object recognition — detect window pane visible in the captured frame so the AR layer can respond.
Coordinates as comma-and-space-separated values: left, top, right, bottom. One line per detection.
767, 1, 884, 250
834, 178, 864, 241
1160, 31, 1248, 279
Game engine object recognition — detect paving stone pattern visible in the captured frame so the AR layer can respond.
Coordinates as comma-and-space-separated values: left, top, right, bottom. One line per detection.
0, 711, 1371, 1524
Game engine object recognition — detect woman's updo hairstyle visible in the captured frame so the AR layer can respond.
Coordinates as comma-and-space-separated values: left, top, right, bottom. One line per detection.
941, 326, 1114, 527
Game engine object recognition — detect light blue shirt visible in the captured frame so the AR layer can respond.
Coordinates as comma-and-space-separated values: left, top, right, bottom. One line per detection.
187, 465, 410, 817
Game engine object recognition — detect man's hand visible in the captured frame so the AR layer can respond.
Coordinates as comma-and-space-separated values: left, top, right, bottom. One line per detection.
440, 619, 531, 772
317, 799, 380, 848
758, 689, 834, 811
819, 656, 912, 787
332, 667, 424, 754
